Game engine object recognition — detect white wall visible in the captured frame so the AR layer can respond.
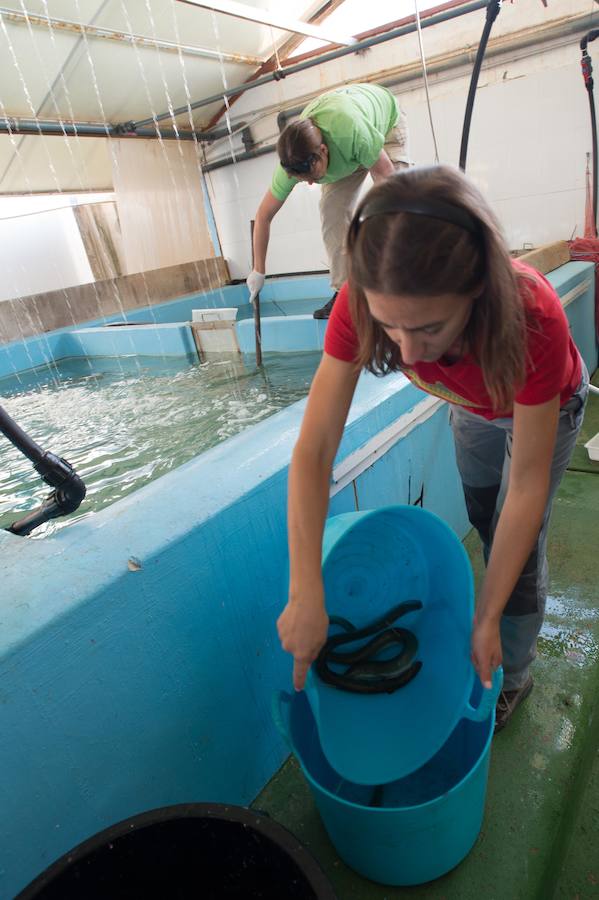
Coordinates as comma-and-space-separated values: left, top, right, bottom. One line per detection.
0, 194, 118, 303
204, 0, 594, 281
0, 204, 93, 303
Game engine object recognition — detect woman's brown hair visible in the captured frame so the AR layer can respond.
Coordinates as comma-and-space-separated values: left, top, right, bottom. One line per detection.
347, 165, 528, 411
277, 119, 323, 174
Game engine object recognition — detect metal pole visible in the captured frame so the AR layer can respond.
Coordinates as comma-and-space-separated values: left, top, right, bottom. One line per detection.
0, 117, 239, 141
250, 219, 262, 366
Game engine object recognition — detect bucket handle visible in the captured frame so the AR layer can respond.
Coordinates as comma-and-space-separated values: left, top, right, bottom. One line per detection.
271, 691, 293, 746
463, 666, 504, 722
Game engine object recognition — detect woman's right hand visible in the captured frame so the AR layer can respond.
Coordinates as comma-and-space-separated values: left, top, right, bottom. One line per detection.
277, 589, 330, 691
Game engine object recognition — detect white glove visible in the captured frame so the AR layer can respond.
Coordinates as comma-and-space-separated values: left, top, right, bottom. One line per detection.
246, 269, 265, 302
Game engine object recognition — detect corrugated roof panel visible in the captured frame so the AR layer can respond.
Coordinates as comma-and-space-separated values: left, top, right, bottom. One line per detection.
36, 36, 250, 125
0, 0, 325, 132
0, 0, 421, 191
0, 0, 321, 67
0, 17, 76, 118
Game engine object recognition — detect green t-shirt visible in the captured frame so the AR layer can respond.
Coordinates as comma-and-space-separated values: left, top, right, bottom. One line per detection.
270, 83, 399, 202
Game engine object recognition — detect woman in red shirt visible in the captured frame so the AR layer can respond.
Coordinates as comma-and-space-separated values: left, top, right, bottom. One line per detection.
278, 165, 588, 732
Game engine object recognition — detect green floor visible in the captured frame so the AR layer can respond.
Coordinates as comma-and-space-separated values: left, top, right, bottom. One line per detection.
254, 376, 599, 900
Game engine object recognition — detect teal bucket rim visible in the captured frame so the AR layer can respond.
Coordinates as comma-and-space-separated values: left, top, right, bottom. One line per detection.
278, 689, 496, 815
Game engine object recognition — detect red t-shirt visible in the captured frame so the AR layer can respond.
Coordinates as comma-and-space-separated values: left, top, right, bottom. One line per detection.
324, 260, 581, 420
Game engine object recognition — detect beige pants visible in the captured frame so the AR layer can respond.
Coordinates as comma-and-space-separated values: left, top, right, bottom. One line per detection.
320, 116, 410, 291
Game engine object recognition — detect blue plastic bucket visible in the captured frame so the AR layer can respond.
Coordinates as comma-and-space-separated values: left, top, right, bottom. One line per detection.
304, 505, 490, 785
274, 673, 501, 886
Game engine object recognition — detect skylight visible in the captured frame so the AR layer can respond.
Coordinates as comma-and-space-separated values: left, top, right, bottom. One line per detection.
289, 0, 442, 57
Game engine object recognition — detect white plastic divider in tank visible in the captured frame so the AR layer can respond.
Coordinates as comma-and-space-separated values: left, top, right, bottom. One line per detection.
330, 396, 445, 497
560, 278, 593, 309
584, 432, 599, 461
191, 308, 239, 354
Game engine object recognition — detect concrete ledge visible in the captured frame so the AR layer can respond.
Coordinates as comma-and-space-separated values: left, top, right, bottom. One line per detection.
0, 257, 230, 345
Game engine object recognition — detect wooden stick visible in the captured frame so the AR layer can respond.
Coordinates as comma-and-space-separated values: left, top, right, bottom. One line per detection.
250, 219, 263, 366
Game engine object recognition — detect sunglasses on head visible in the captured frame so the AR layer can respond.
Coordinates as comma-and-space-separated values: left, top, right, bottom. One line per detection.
281, 153, 319, 176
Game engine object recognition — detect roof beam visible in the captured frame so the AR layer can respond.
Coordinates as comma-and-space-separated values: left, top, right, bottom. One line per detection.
0, 6, 261, 66
204, 0, 347, 130
177, 0, 357, 46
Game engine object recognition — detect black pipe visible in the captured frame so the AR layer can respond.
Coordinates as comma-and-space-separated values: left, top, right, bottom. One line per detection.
581, 30, 599, 231
277, 106, 303, 134
0, 405, 86, 537
0, 405, 45, 465
459, 0, 502, 171
241, 126, 255, 151
135, 0, 488, 129
203, 143, 277, 172
587, 68, 598, 230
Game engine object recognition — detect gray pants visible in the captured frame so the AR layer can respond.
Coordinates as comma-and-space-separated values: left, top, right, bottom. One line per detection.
450, 364, 589, 691
320, 113, 410, 291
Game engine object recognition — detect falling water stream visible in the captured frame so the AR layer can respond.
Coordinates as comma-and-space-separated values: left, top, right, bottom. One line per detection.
0, 3, 320, 541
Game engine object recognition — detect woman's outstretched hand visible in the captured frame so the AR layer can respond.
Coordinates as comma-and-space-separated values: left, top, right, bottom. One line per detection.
277, 591, 330, 691
471, 613, 502, 689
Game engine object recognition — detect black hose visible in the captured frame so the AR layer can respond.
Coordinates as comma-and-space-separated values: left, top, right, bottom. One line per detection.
0, 405, 45, 465
459, 0, 502, 171
588, 82, 597, 230
7, 469, 86, 537
581, 31, 599, 233
1, 404, 86, 537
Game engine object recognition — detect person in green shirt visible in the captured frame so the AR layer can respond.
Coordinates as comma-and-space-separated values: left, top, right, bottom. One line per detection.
246, 83, 409, 318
